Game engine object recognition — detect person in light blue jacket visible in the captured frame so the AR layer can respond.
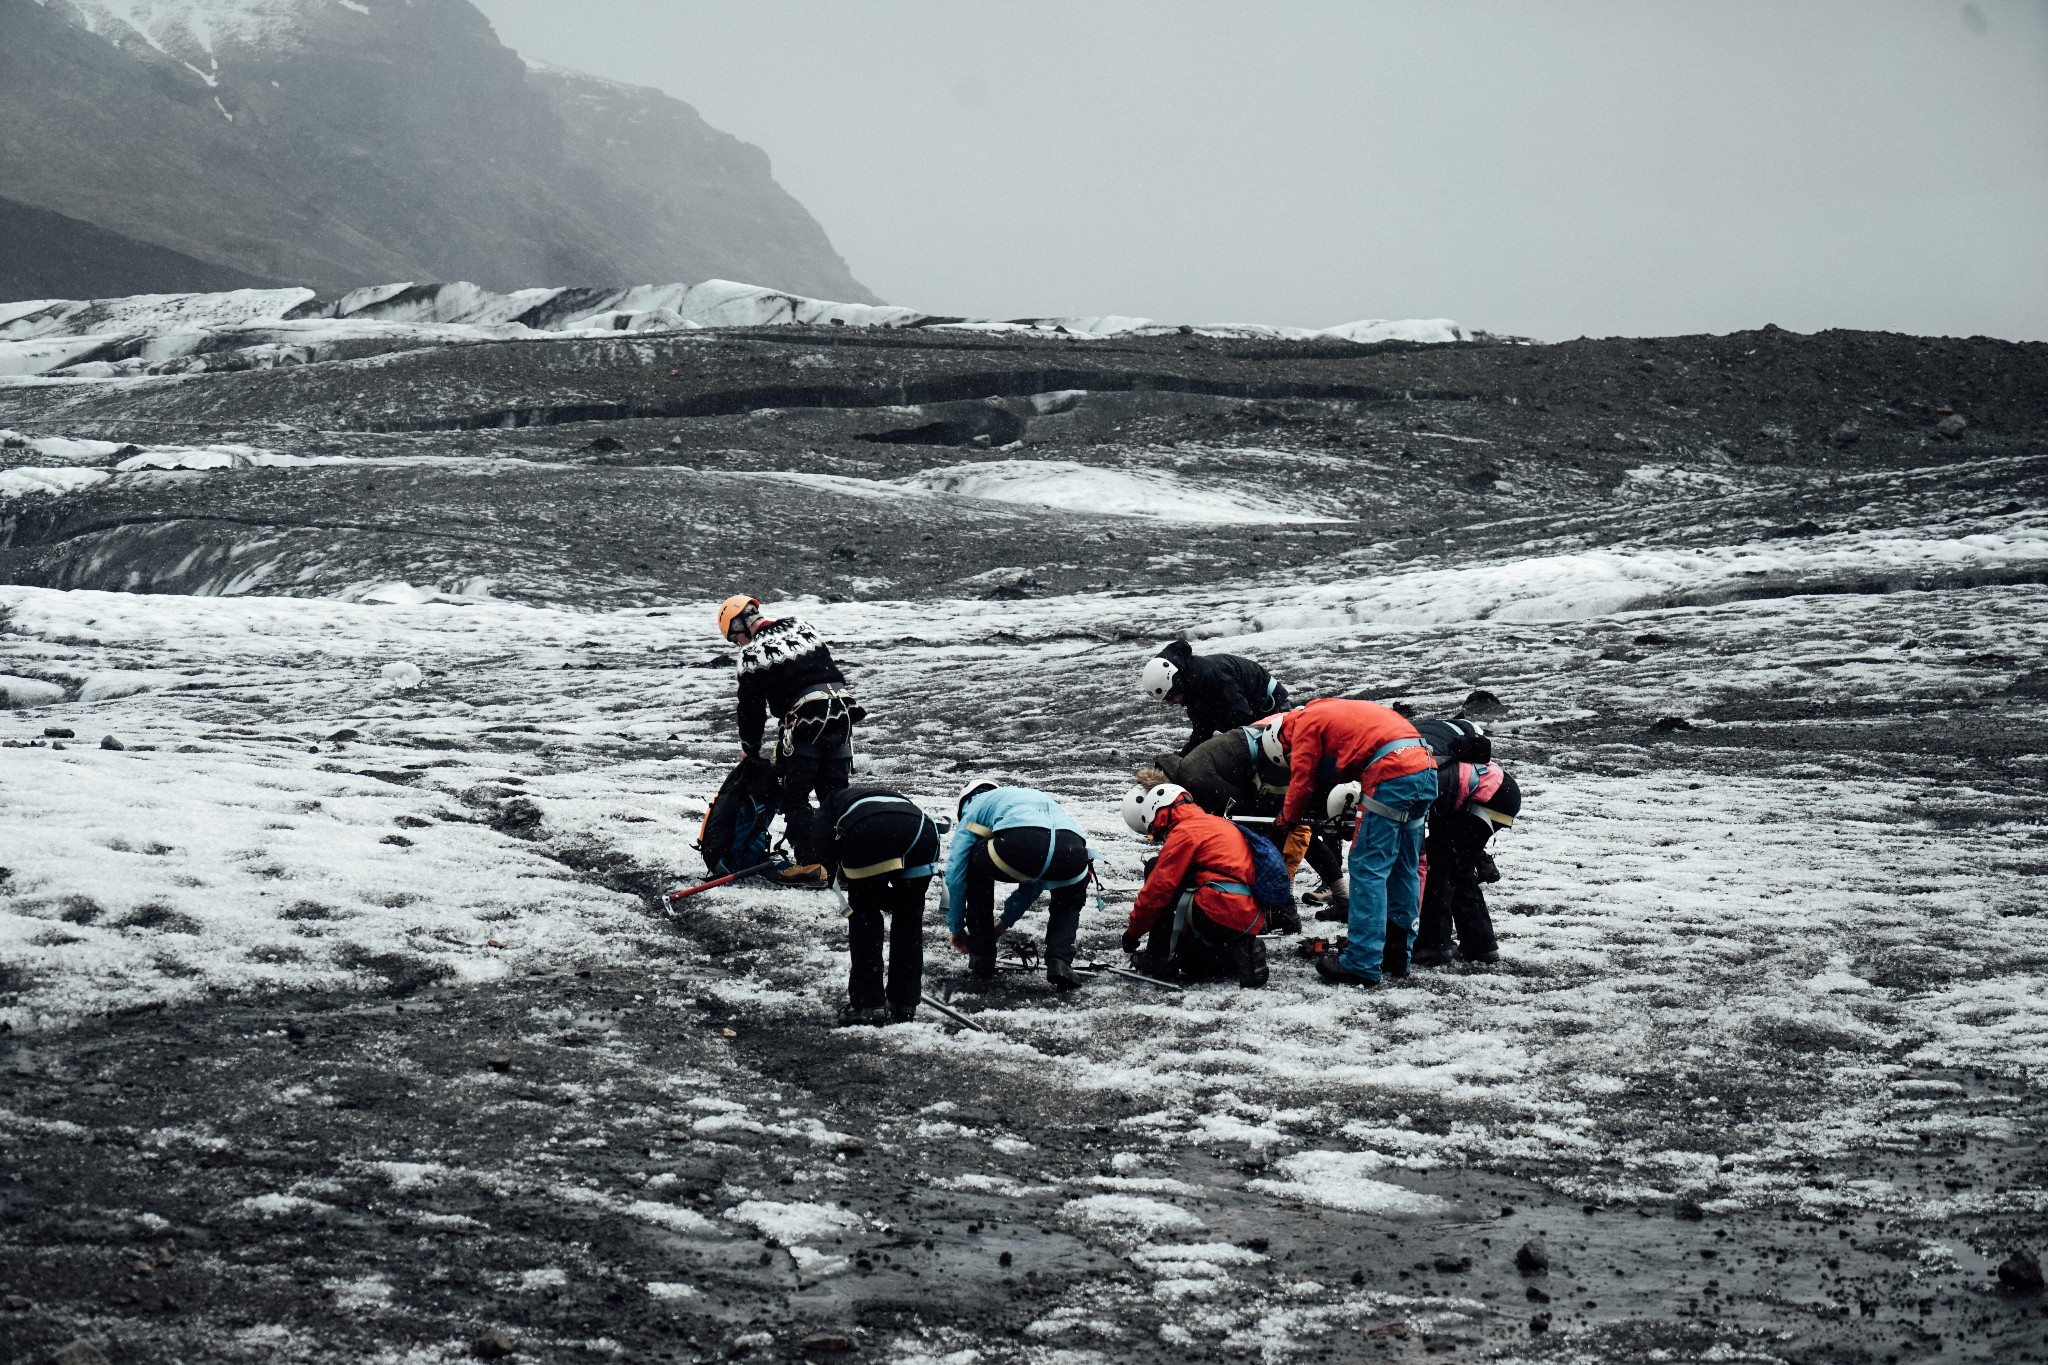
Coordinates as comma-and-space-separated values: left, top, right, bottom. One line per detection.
944, 780, 1094, 990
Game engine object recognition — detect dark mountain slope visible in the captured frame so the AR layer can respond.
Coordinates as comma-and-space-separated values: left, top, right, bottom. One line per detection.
0, 196, 279, 301
0, 0, 876, 301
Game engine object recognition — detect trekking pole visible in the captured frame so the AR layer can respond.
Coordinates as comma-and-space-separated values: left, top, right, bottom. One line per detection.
918, 993, 987, 1032
1075, 961, 1186, 992
664, 859, 778, 907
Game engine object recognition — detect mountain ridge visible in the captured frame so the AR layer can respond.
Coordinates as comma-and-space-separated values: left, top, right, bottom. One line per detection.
0, 0, 880, 302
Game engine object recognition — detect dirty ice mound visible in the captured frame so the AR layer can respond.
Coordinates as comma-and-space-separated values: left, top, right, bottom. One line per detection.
0, 279, 1496, 380
904, 460, 1348, 524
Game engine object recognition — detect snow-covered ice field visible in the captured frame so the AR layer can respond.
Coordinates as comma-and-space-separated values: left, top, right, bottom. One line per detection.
2, 288, 2045, 1362
6, 544, 2045, 1216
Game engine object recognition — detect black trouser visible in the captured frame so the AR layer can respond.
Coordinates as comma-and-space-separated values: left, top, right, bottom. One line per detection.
1417, 814, 1498, 957
774, 720, 851, 866
964, 827, 1088, 965
1138, 899, 1261, 984
840, 808, 936, 1012
1305, 827, 1345, 889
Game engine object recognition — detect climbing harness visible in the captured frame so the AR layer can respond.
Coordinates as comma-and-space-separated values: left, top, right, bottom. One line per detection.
1358, 792, 1429, 825
834, 795, 938, 880
779, 683, 856, 758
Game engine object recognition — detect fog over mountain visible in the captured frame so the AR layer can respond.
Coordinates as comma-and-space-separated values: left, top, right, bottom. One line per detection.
0, 0, 878, 302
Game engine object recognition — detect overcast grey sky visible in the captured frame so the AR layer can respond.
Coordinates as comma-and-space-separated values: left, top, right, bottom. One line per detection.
473, 0, 2048, 340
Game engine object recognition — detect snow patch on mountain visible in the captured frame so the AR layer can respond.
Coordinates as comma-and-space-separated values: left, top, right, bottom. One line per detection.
58, 0, 319, 62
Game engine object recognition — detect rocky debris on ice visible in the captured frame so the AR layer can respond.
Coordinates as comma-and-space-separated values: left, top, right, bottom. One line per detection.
1998, 1249, 2044, 1291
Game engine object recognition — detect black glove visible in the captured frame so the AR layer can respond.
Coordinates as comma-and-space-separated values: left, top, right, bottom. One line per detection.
1121, 929, 1142, 955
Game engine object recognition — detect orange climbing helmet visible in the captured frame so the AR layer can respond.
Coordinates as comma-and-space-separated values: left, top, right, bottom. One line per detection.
716, 594, 760, 642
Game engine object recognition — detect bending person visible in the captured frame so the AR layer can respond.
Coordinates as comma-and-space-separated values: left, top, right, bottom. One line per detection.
1271, 699, 1438, 988
943, 781, 1094, 990
817, 785, 939, 1025
1414, 751, 1521, 967
1140, 639, 1290, 755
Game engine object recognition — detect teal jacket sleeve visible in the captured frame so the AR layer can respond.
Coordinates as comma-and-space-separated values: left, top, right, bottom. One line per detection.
943, 801, 981, 934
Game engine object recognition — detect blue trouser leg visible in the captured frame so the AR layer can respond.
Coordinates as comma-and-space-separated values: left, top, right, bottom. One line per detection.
1338, 767, 1438, 979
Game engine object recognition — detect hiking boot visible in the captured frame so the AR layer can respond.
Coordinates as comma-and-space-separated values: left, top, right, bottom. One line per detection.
1382, 936, 1410, 980
1313, 905, 1349, 924
1315, 954, 1379, 988
1460, 947, 1501, 964
889, 1004, 919, 1024
835, 1005, 890, 1028
1045, 957, 1083, 992
1129, 950, 1177, 983
1412, 945, 1454, 968
772, 861, 831, 889
966, 956, 997, 980
1232, 936, 1269, 989
1263, 903, 1302, 937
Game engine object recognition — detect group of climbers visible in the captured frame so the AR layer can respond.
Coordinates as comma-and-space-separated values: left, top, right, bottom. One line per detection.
701, 598, 1523, 1024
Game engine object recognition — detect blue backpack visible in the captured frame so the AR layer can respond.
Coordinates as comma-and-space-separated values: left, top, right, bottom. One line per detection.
696, 755, 780, 876
1234, 822, 1295, 912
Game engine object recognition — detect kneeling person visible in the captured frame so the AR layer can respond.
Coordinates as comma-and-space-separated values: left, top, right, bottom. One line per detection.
819, 786, 939, 1025
944, 781, 1094, 989
1121, 783, 1269, 987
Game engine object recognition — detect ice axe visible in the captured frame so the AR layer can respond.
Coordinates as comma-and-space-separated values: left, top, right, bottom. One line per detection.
917, 993, 987, 1033
664, 860, 777, 908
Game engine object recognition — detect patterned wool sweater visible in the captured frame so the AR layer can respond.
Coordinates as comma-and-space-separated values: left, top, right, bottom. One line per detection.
734, 617, 847, 750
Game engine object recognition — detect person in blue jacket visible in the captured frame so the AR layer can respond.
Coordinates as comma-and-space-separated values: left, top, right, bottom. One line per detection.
944, 779, 1094, 990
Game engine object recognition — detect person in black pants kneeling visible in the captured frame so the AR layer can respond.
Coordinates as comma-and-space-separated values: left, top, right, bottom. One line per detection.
818, 786, 939, 1025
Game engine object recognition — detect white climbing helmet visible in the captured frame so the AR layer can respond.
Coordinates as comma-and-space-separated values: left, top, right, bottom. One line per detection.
1258, 716, 1288, 767
957, 778, 999, 816
1122, 782, 1190, 839
1326, 781, 1362, 821
1140, 656, 1180, 702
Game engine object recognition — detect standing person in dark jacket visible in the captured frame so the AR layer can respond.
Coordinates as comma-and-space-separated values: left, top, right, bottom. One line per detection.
817, 786, 939, 1025
1140, 639, 1290, 756
718, 594, 860, 889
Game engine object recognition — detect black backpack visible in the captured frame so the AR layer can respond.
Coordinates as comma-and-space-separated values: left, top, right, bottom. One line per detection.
695, 755, 780, 876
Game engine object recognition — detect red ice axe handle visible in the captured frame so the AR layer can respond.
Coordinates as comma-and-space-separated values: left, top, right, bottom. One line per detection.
664, 860, 778, 905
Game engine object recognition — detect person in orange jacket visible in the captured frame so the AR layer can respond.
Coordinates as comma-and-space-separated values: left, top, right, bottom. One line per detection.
1271, 699, 1437, 987
1119, 782, 1269, 987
